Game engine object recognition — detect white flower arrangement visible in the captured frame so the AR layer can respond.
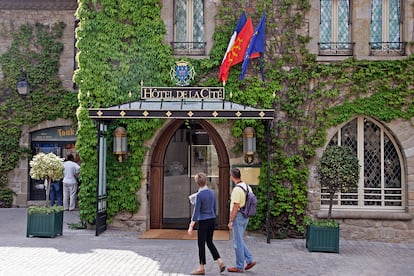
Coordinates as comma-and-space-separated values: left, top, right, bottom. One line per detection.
29, 152, 64, 181
29, 153, 64, 206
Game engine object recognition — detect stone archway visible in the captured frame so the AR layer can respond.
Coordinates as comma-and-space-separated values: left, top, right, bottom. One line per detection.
150, 119, 230, 229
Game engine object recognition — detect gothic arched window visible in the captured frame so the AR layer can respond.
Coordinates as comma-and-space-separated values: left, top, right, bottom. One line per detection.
322, 117, 404, 210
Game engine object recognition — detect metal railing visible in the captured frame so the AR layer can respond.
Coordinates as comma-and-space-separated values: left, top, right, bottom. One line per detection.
170, 41, 206, 56
369, 42, 406, 56
318, 42, 355, 56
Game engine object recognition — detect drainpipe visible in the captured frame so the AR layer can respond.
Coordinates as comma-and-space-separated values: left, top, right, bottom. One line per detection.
266, 121, 271, 244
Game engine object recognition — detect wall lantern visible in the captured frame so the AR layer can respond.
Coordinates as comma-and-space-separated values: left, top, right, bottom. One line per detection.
243, 127, 256, 164
16, 69, 29, 95
113, 126, 128, 162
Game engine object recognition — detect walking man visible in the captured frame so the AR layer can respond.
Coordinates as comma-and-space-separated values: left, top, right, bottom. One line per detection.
63, 153, 80, 211
227, 167, 256, 273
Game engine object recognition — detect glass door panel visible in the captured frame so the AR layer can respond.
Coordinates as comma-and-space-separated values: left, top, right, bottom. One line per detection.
163, 124, 191, 228
163, 122, 219, 229
189, 145, 220, 225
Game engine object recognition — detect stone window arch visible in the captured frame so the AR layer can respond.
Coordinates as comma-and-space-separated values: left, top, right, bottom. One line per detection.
322, 116, 405, 210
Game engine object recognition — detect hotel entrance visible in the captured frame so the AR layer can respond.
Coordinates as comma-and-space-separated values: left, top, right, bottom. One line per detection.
150, 119, 231, 230
88, 84, 273, 235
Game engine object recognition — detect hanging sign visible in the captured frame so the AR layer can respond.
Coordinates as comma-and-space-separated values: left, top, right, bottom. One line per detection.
31, 127, 77, 141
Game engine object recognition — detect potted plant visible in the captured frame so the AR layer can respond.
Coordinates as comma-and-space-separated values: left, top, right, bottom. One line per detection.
26, 205, 65, 237
306, 145, 360, 253
27, 152, 64, 237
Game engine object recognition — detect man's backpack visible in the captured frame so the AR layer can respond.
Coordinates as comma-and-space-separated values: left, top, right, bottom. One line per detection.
237, 183, 257, 218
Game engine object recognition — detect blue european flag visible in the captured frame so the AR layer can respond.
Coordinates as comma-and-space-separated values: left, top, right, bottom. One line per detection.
240, 12, 266, 81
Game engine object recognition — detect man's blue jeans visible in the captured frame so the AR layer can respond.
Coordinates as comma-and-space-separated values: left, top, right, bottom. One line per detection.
50, 181, 62, 206
232, 212, 253, 269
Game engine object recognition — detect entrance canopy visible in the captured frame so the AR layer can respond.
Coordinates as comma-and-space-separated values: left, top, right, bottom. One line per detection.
88, 99, 274, 120
88, 87, 274, 237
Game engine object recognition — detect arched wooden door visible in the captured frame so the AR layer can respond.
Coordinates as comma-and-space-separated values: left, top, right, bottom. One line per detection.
150, 119, 230, 229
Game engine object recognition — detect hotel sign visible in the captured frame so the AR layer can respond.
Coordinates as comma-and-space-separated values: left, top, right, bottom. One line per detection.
141, 87, 225, 100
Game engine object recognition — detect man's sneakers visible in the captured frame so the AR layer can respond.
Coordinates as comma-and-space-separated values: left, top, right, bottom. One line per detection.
227, 267, 244, 273
245, 261, 256, 271
227, 262, 256, 273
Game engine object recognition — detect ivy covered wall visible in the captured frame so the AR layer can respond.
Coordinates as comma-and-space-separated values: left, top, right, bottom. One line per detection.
74, 0, 172, 223
0, 0, 412, 239
32, 0, 414, 238
0, 21, 78, 204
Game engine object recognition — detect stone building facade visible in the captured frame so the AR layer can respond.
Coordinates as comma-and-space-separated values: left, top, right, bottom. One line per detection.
0, 0, 77, 91
1, 0, 413, 242
0, 0, 77, 206
305, 0, 414, 242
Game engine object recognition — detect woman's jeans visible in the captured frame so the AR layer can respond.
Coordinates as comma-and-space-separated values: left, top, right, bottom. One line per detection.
232, 212, 253, 269
49, 181, 62, 206
197, 218, 220, 264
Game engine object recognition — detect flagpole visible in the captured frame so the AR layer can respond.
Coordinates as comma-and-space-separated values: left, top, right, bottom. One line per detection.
259, 52, 265, 86
239, 11, 266, 81
266, 120, 271, 243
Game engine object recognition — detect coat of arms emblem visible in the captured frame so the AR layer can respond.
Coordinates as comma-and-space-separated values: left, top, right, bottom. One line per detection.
170, 60, 195, 86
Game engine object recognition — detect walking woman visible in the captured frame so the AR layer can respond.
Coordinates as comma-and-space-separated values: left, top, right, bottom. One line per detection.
188, 172, 226, 275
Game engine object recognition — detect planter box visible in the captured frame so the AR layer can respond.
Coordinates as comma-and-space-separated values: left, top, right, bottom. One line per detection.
26, 210, 64, 238
306, 224, 339, 253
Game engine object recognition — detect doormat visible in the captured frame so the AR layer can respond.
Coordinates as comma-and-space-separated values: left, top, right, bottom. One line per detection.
139, 229, 230, 240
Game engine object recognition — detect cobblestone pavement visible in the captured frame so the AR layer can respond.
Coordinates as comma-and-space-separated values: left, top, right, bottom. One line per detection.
0, 208, 413, 276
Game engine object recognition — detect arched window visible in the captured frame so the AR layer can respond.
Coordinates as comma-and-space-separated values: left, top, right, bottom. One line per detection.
322, 117, 404, 210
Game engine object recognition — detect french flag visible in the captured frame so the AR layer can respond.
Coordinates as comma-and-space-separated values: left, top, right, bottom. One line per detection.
219, 12, 254, 85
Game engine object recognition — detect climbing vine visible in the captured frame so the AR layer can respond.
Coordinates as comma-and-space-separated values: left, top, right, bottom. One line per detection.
0, 22, 78, 195
73, 0, 414, 235
75, 0, 171, 223
0, 0, 390, 236
207, 0, 414, 238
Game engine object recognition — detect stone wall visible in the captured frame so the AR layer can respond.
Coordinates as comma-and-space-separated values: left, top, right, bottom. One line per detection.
306, 0, 414, 242
339, 218, 414, 242
308, 118, 414, 242
2, 1, 413, 243
308, 0, 414, 62
0, 1, 77, 206
0, 1, 77, 91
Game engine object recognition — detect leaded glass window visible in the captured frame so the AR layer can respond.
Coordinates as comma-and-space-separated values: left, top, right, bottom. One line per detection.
322, 117, 404, 210
174, 0, 205, 51
319, 0, 350, 50
370, 0, 401, 49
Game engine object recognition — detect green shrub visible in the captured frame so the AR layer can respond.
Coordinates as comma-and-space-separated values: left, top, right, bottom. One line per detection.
309, 219, 339, 228
0, 187, 15, 208
28, 205, 64, 214
316, 145, 360, 220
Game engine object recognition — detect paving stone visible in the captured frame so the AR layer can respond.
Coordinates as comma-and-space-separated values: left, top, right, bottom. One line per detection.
0, 208, 413, 275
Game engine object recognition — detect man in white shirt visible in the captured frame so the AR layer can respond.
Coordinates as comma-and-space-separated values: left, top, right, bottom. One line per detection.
63, 153, 80, 211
